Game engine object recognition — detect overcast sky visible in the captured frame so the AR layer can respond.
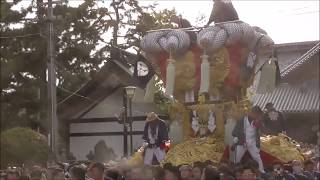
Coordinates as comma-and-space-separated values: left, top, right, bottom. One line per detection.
12, 0, 320, 44
139, 0, 319, 44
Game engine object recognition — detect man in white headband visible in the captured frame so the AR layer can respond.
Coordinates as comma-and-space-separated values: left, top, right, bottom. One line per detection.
142, 112, 169, 165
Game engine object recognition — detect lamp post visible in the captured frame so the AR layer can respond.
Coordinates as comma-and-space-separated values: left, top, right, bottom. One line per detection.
125, 86, 136, 155
122, 89, 128, 157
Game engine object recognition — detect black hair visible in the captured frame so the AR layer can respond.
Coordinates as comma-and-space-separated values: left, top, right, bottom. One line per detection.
6, 170, 20, 178
203, 166, 220, 180
90, 162, 105, 172
163, 163, 174, 170
204, 160, 215, 167
151, 166, 165, 180
246, 160, 259, 171
18, 175, 31, 180
193, 161, 205, 171
242, 163, 256, 173
265, 102, 274, 109
304, 159, 314, 166
234, 165, 244, 174
30, 169, 41, 180
163, 164, 179, 177
52, 168, 63, 177
252, 105, 263, 115
105, 168, 121, 180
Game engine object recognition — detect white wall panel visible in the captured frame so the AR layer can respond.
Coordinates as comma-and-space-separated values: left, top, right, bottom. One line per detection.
70, 122, 123, 133
132, 121, 145, 132
70, 121, 145, 133
80, 88, 162, 119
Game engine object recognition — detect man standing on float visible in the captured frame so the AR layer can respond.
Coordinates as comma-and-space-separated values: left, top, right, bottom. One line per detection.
142, 112, 169, 165
232, 106, 265, 173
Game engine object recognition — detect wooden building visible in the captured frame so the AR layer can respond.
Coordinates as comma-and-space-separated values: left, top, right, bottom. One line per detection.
58, 52, 165, 161
253, 41, 319, 142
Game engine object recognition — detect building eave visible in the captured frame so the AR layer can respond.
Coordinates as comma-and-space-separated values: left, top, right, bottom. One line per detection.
280, 42, 320, 78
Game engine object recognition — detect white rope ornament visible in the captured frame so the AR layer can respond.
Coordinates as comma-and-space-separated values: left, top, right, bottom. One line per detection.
140, 30, 190, 56
141, 30, 191, 97
197, 25, 227, 53
220, 22, 242, 45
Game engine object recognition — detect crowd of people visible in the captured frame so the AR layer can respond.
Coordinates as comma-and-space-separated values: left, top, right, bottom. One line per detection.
1, 104, 319, 180
1, 157, 320, 180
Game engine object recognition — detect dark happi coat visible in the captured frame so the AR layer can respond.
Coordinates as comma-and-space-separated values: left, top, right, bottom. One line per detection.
142, 119, 169, 146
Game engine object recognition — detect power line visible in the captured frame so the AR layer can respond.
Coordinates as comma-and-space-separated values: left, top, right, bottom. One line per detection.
0, 33, 41, 39
56, 84, 100, 105
293, 11, 319, 15
31, 74, 98, 105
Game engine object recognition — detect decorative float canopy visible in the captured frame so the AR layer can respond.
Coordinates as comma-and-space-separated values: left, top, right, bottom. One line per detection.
128, 0, 304, 167
140, 19, 274, 102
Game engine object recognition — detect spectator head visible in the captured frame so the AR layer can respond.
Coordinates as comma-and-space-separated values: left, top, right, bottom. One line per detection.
192, 162, 204, 180
178, 164, 192, 180
88, 162, 105, 180
272, 163, 284, 177
203, 160, 215, 167
51, 168, 64, 180
245, 160, 260, 175
233, 166, 243, 180
250, 106, 263, 120
146, 112, 158, 122
127, 166, 153, 180
105, 168, 121, 180
6, 170, 20, 180
283, 164, 293, 173
265, 102, 274, 111
18, 175, 30, 180
292, 160, 303, 174
151, 166, 165, 180
30, 169, 41, 180
163, 163, 179, 180
304, 159, 314, 172
241, 164, 257, 180
218, 163, 233, 180
70, 166, 85, 180
201, 166, 220, 180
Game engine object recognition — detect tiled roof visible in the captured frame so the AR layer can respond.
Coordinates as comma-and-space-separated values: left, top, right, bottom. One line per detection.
252, 84, 319, 113
281, 42, 320, 78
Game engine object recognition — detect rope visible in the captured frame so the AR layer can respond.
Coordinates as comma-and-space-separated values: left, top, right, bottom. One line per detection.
146, 20, 242, 33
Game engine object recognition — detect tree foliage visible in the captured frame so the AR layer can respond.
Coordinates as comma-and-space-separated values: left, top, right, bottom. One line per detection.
0, 127, 49, 168
1, 0, 177, 131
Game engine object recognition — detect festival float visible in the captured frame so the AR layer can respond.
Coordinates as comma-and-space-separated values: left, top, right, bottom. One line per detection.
128, 0, 305, 167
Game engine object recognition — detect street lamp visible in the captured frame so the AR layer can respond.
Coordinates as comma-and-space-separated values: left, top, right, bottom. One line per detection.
125, 86, 136, 99
125, 86, 136, 155
122, 89, 128, 157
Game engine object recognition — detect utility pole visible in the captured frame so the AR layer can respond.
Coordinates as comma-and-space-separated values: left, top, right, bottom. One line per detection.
47, 0, 58, 162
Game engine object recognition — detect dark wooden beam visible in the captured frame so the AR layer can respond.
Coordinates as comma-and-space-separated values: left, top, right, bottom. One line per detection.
69, 131, 143, 137
65, 115, 168, 124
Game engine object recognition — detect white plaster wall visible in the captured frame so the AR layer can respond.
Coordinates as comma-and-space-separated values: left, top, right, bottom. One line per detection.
70, 122, 123, 133
80, 87, 162, 119
70, 134, 144, 160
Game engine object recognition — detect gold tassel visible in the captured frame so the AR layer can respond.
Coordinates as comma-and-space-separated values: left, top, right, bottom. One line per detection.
166, 53, 175, 96
199, 52, 210, 94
